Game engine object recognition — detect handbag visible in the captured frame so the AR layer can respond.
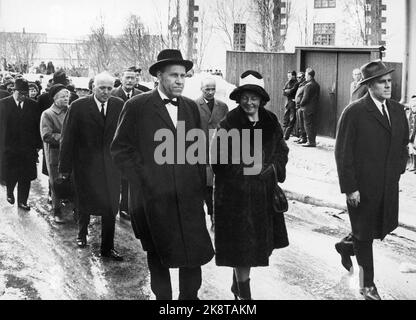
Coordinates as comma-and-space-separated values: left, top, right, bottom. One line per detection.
271, 164, 288, 214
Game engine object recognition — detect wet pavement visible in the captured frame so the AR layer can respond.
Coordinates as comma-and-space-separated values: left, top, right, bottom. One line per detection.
1, 162, 416, 300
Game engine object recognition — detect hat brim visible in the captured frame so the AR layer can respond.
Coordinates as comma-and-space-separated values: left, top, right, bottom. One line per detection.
149, 59, 193, 77
229, 84, 270, 103
358, 68, 395, 86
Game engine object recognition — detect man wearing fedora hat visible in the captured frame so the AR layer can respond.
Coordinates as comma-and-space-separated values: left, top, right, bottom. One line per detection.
111, 49, 214, 300
0, 78, 42, 210
334, 60, 409, 300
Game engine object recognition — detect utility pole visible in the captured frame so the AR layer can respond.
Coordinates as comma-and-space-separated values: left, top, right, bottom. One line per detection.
187, 0, 199, 64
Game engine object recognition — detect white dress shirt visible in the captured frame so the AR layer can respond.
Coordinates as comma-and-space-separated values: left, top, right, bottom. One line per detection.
157, 87, 178, 128
94, 95, 108, 116
369, 93, 390, 123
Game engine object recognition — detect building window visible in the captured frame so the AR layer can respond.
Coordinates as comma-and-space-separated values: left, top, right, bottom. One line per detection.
313, 23, 336, 45
314, 0, 336, 8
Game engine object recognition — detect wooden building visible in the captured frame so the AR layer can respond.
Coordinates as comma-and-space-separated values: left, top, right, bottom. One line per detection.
226, 46, 402, 138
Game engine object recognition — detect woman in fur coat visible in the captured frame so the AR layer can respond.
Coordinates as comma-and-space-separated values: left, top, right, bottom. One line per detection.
210, 71, 289, 300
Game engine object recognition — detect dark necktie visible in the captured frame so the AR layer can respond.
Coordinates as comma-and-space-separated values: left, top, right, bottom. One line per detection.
100, 103, 105, 120
127, 93, 130, 100
382, 104, 390, 127
207, 99, 214, 112
163, 99, 179, 107
18, 102, 22, 110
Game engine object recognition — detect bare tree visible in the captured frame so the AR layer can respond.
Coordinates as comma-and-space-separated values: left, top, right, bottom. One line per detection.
116, 14, 164, 79
343, 0, 368, 45
297, 3, 312, 45
82, 21, 116, 73
212, 0, 250, 50
0, 31, 40, 72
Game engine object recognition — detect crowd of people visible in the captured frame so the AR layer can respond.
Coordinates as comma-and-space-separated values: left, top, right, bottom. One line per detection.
0, 48, 413, 301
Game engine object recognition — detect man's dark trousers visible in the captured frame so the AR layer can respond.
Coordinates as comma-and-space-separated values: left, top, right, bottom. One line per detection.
78, 209, 115, 253
302, 108, 316, 144
297, 108, 307, 140
120, 179, 129, 213
147, 251, 202, 300
7, 177, 30, 204
283, 100, 297, 139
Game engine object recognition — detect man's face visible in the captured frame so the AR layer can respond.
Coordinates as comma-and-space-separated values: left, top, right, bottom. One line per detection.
13, 90, 28, 102
54, 89, 70, 108
287, 73, 295, 81
201, 82, 216, 101
369, 74, 392, 101
297, 74, 304, 82
157, 64, 186, 98
352, 70, 362, 82
94, 78, 113, 103
305, 73, 312, 81
121, 71, 137, 92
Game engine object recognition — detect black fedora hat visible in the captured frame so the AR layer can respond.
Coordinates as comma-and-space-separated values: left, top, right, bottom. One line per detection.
358, 60, 394, 86
229, 70, 270, 103
12, 78, 29, 93
149, 49, 193, 77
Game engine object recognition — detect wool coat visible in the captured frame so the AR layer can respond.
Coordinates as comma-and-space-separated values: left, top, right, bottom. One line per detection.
335, 93, 409, 241
110, 86, 142, 102
111, 89, 215, 268
299, 78, 320, 114
211, 106, 289, 267
195, 96, 228, 187
59, 95, 124, 216
0, 96, 41, 185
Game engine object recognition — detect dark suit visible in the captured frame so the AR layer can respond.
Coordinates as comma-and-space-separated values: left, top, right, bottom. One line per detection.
282, 79, 299, 139
299, 78, 320, 144
335, 93, 409, 286
0, 89, 10, 99
110, 86, 142, 216
111, 89, 214, 299
0, 96, 42, 203
195, 96, 228, 216
59, 95, 124, 252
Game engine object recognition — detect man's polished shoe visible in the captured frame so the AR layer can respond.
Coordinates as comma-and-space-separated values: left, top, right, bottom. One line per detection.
302, 143, 316, 148
360, 286, 381, 300
18, 203, 30, 211
335, 242, 353, 272
7, 194, 15, 205
119, 210, 130, 220
101, 249, 124, 261
76, 237, 87, 248
296, 139, 307, 144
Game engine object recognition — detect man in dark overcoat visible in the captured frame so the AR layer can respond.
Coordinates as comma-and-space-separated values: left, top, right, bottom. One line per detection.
299, 68, 320, 147
194, 77, 228, 229
350, 68, 368, 103
59, 72, 124, 261
0, 79, 42, 210
335, 61, 409, 300
282, 70, 299, 140
111, 67, 143, 221
111, 49, 214, 300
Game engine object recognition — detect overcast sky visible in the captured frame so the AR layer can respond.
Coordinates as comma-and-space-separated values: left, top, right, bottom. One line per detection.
0, 0, 170, 38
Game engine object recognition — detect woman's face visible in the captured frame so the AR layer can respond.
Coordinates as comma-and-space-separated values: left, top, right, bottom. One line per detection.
240, 91, 261, 116
29, 88, 38, 98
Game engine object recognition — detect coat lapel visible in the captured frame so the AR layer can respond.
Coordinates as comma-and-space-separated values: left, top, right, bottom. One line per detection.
364, 94, 391, 133
152, 89, 176, 131
198, 97, 212, 118
104, 98, 117, 132
88, 95, 105, 127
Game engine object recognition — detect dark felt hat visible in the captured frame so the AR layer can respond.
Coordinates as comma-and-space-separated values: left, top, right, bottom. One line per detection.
229, 70, 270, 103
358, 60, 394, 85
49, 84, 67, 99
53, 70, 69, 85
12, 78, 29, 93
149, 49, 193, 77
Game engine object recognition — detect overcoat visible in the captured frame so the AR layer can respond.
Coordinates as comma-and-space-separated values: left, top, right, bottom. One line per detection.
195, 96, 228, 187
111, 89, 214, 268
0, 89, 10, 99
59, 95, 124, 216
110, 86, 142, 102
299, 78, 320, 114
0, 96, 41, 185
335, 93, 409, 240
211, 106, 289, 267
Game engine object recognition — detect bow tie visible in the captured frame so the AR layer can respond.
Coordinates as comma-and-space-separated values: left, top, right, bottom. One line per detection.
163, 98, 179, 107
